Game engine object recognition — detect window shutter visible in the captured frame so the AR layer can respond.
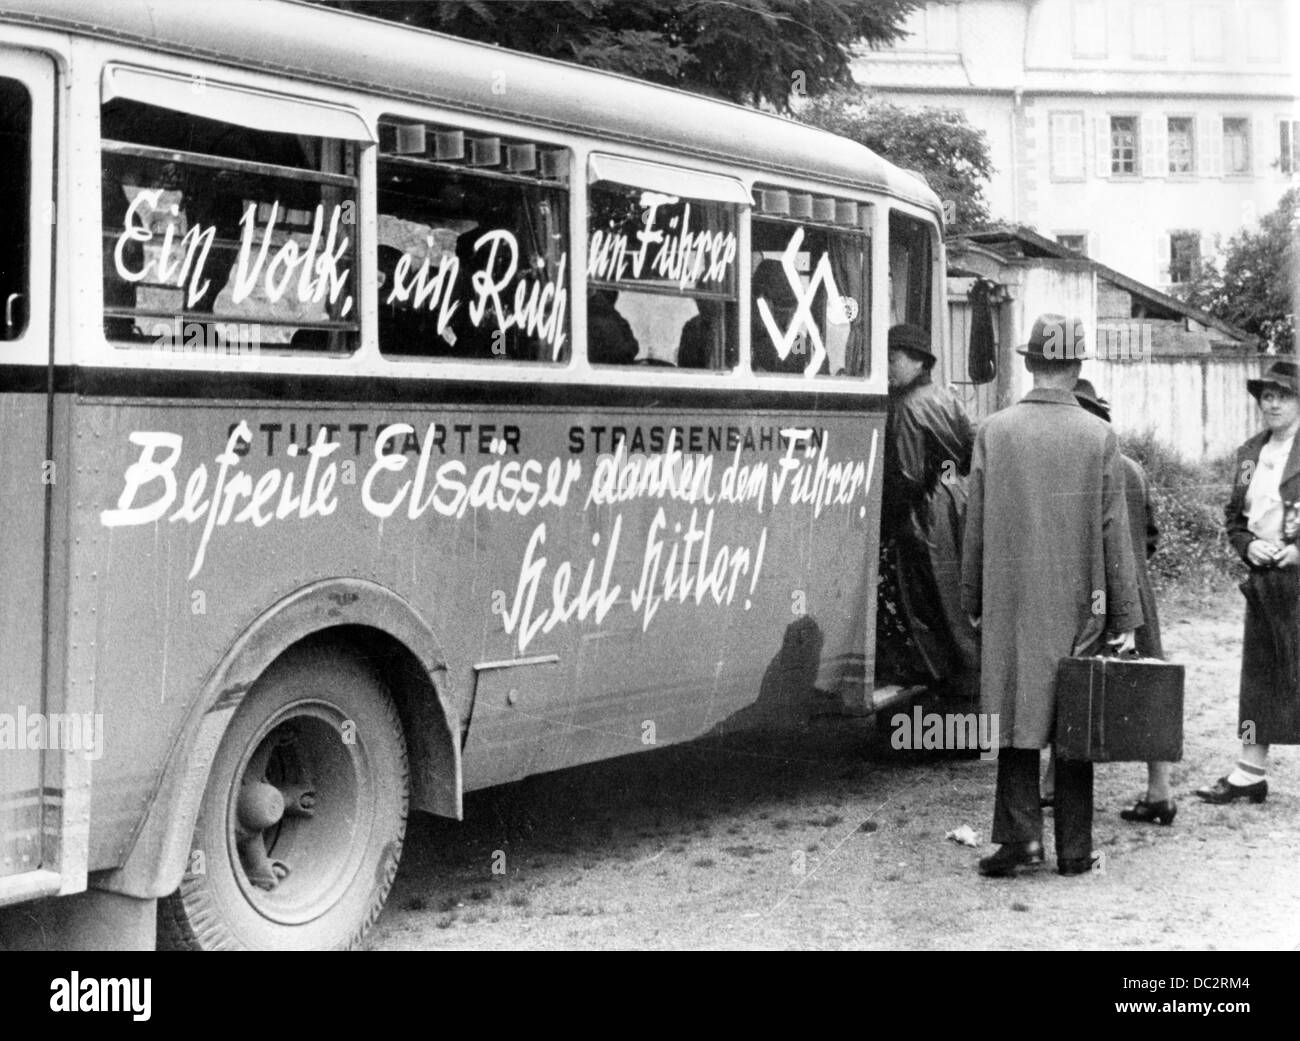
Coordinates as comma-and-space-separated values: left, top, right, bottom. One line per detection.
1154, 232, 1171, 285
1198, 114, 1222, 177
1140, 115, 1159, 176
1095, 116, 1111, 177
1253, 117, 1270, 175
1087, 230, 1102, 262
1282, 120, 1295, 175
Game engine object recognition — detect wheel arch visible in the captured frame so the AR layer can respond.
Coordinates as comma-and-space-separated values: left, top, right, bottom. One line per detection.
98, 578, 463, 900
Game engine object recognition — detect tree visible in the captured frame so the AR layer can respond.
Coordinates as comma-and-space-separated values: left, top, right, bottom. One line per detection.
318, 1, 923, 112
1176, 188, 1300, 353
798, 90, 994, 226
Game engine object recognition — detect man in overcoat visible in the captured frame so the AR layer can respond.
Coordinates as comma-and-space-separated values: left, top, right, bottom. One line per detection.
962, 315, 1142, 876
879, 324, 979, 695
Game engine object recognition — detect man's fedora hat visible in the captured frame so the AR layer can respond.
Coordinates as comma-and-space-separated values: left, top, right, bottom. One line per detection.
1073, 377, 1111, 421
887, 323, 936, 364
1017, 313, 1089, 361
1247, 359, 1300, 401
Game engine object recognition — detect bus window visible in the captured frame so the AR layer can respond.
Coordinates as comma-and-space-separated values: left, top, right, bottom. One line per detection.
376, 120, 570, 362
751, 188, 870, 379
587, 165, 740, 369
889, 210, 933, 334
101, 98, 360, 353
0, 77, 30, 341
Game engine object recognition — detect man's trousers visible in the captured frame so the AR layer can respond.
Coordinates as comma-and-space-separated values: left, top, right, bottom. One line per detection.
991, 747, 1093, 862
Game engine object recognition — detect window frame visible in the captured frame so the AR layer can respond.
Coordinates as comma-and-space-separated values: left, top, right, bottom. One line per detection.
1166, 114, 1197, 178
1109, 114, 1140, 178
749, 193, 873, 381
584, 165, 744, 371
373, 114, 573, 366
1131, 1, 1166, 60
1191, 2, 1226, 61
1049, 111, 1086, 182
1167, 229, 1201, 285
1054, 233, 1088, 256
1222, 116, 1252, 177
1071, 0, 1109, 58
98, 84, 367, 357
1279, 118, 1300, 175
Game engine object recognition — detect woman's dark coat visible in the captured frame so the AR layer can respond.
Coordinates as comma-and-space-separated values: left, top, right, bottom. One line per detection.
1225, 429, 1300, 744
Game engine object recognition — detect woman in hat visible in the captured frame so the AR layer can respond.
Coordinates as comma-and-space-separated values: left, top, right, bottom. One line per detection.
1196, 360, 1300, 804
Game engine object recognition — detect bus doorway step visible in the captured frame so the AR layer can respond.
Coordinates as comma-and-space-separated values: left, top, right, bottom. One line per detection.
871, 683, 929, 717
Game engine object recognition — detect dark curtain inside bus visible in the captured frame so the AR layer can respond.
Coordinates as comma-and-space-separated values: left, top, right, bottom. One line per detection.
0, 78, 30, 341
587, 182, 737, 369
100, 99, 359, 352
751, 219, 868, 378
376, 161, 568, 362
828, 234, 869, 378
888, 211, 933, 334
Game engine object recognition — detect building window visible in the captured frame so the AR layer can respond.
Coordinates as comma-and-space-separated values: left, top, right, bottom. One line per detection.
1132, 2, 1165, 58
1169, 231, 1201, 284
1072, 0, 1108, 57
1191, 3, 1225, 60
1167, 117, 1195, 175
1056, 234, 1087, 255
1245, 4, 1281, 63
1110, 116, 1138, 175
1281, 120, 1300, 174
1049, 112, 1085, 180
1223, 118, 1251, 175
892, 5, 958, 52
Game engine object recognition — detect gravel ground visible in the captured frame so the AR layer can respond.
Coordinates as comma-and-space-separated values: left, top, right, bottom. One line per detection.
368, 584, 1300, 950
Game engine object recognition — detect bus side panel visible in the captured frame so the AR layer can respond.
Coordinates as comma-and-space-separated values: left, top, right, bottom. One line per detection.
70, 395, 882, 868
0, 390, 49, 881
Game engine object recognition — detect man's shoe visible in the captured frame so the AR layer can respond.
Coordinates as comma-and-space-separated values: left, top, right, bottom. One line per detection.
1058, 853, 1100, 876
1194, 776, 1267, 804
978, 841, 1045, 878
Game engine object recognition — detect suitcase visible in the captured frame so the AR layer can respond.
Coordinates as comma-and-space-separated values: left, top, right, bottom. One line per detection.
1054, 655, 1184, 762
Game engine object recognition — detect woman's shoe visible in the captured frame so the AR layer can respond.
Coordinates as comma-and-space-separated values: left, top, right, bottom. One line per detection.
1119, 798, 1177, 825
1194, 776, 1268, 804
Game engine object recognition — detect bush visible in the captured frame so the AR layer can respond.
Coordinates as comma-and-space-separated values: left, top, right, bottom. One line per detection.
1119, 430, 1239, 594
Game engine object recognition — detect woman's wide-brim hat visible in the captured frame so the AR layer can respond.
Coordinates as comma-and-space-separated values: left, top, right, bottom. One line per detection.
1016, 313, 1089, 361
1073, 377, 1111, 421
1247, 359, 1300, 401
887, 323, 936, 364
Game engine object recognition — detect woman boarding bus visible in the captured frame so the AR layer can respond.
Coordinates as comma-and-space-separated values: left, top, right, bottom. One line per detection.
0, 0, 944, 949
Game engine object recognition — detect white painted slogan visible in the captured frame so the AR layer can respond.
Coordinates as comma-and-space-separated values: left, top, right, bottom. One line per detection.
587, 192, 738, 290
112, 196, 567, 357
100, 425, 876, 652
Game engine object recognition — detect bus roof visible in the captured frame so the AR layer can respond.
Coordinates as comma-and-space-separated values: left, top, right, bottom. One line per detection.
0, 0, 942, 218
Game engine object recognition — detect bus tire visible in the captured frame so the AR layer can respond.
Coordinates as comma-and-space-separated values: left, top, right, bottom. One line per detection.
158, 645, 408, 951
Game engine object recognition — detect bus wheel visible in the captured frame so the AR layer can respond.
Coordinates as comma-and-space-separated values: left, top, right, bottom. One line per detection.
158, 646, 408, 950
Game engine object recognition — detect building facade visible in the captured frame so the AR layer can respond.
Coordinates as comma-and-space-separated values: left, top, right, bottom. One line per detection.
854, 0, 1299, 288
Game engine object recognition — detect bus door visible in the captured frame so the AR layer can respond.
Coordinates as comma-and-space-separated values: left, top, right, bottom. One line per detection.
0, 49, 60, 901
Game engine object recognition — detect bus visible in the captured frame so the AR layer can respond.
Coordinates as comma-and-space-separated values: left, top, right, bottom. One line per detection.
0, 0, 945, 950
